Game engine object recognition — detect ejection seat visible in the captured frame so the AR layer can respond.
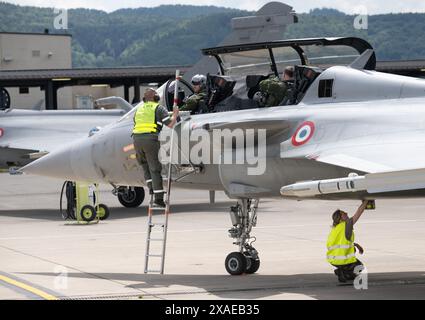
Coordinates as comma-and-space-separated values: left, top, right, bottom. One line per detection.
290, 65, 322, 104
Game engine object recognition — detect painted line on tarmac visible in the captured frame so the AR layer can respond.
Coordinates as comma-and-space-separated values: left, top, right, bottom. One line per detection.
0, 245, 154, 300
0, 271, 58, 300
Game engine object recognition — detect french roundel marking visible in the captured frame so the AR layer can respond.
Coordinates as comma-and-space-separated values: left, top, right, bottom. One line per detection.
292, 121, 315, 146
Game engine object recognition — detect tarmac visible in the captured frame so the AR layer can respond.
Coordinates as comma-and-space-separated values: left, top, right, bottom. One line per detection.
1, 172, 425, 300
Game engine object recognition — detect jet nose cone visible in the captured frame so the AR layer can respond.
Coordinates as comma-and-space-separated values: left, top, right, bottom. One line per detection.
21, 146, 75, 180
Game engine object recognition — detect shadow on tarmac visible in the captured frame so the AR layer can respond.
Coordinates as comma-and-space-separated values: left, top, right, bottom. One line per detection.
20, 271, 425, 299
0, 201, 239, 221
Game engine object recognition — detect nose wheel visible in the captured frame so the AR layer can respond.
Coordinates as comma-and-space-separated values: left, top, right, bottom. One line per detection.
225, 198, 260, 275
225, 252, 247, 275
244, 251, 260, 274
225, 249, 261, 275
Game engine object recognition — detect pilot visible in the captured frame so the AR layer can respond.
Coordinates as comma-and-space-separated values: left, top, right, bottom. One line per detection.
282, 66, 295, 82
180, 74, 207, 114
327, 200, 368, 283
132, 88, 179, 208
254, 67, 293, 108
281, 66, 295, 105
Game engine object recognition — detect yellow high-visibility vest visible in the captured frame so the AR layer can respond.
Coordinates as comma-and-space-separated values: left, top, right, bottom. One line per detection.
132, 101, 159, 134
326, 221, 357, 266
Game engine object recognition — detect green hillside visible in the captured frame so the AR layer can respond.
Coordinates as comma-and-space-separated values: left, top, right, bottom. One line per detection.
0, 3, 424, 67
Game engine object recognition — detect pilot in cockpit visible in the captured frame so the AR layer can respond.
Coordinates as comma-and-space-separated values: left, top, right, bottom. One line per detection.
180, 74, 207, 114
282, 66, 294, 82
280, 66, 295, 105
254, 66, 294, 108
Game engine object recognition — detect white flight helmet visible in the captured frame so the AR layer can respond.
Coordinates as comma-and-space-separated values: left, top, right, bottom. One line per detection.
191, 74, 206, 88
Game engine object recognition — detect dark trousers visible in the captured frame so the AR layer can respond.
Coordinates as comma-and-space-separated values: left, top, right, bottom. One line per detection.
133, 134, 164, 201
333, 260, 364, 280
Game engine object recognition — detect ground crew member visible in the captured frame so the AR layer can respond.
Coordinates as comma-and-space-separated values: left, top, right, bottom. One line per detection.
132, 88, 179, 207
326, 200, 368, 283
181, 74, 207, 114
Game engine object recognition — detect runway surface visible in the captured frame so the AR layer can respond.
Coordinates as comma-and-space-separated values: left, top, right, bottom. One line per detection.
1, 173, 425, 300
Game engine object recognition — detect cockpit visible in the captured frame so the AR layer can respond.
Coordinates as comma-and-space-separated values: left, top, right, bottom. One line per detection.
161, 37, 376, 113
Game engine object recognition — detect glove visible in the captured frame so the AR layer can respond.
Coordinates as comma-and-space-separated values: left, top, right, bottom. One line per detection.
354, 243, 364, 255
253, 91, 267, 107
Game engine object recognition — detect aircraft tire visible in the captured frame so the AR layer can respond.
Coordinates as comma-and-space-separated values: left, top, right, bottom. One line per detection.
245, 257, 260, 274
0, 88, 10, 110
225, 252, 247, 275
118, 187, 145, 208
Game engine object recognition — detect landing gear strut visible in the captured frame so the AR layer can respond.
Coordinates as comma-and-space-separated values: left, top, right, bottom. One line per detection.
225, 198, 260, 275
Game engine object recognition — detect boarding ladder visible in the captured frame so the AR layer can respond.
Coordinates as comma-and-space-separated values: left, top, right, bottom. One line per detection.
143, 70, 200, 274
143, 120, 177, 275
143, 122, 201, 274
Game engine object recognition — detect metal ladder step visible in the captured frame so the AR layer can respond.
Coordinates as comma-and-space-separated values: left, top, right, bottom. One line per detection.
148, 238, 164, 241
146, 270, 162, 273
149, 223, 165, 228
149, 206, 168, 211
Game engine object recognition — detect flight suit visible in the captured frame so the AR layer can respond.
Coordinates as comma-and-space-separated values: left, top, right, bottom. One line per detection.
180, 90, 207, 114
258, 76, 288, 107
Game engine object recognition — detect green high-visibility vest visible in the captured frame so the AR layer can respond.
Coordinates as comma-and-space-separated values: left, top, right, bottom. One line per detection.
326, 221, 357, 266
133, 101, 159, 134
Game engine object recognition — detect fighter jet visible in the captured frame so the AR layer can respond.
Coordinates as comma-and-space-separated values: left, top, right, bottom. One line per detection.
23, 36, 425, 275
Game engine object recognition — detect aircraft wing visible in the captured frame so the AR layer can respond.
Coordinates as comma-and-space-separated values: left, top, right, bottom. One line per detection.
0, 129, 89, 152
0, 128, 99, 168
283, 128, 425, 174
281, 131, 425, 197
0, 109, 123, 168
314, 138, 425, 174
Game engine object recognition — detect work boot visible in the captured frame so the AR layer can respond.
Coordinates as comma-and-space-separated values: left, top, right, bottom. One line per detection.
334, 269, 347, 283
153, 199, 166, 208
344, 272, 357, 281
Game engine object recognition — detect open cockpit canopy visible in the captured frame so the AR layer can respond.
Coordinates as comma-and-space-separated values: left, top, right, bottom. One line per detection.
202, 37, 375, 77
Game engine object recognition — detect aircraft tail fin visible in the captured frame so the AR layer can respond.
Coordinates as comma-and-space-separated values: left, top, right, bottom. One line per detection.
184, 2, 298, 80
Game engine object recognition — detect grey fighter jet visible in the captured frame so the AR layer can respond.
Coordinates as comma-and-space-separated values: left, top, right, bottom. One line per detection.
23, 36, 425, 275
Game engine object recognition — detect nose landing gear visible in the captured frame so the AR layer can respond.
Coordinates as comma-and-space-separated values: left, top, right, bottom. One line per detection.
225, 198, 260, 275
113, 186, 145, 208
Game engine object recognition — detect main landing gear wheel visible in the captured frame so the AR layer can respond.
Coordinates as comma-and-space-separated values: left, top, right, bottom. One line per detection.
225, 198, 260, 276
0, 88, 10, 110
225, 252, 247, 275
117, 187, 145, 208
